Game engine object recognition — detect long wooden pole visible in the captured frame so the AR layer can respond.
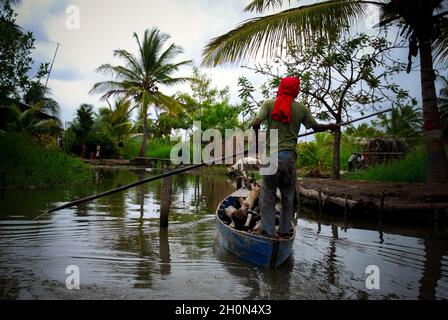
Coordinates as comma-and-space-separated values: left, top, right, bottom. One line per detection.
44, 151, 246, 215
43, 109, 391, 216
298, 108, 392, 138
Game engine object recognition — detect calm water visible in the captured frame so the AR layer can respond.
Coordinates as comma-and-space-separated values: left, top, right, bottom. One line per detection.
0, 167, 447, 300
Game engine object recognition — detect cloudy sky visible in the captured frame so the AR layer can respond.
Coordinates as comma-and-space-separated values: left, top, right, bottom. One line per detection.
14, 0, 425, 131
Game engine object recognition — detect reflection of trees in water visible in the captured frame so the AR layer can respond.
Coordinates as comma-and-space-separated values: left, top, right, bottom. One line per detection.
132, 219, 154, 288
74, 202, 89, 216
324, 224, 339, 286
177, 220, 214, 261
159, 228, 171, 277
418, 236, 448, 300
214, 244, 294, 299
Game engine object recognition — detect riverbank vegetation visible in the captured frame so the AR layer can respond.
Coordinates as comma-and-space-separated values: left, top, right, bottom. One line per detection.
345, 147, 426, 183
0, 133, 91, 190
2, 1, 448, 190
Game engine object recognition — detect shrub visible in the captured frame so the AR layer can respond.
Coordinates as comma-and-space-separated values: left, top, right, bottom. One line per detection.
0, 133, 92, 189
344, 146, 426, 183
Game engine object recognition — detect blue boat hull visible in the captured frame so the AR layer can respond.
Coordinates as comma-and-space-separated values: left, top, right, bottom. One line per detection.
216, 195, 295, 268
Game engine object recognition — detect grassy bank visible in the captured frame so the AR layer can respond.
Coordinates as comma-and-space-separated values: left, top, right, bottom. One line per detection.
344, 147, 426, 183
123, 137, 176, 159
0, 133, 92, 189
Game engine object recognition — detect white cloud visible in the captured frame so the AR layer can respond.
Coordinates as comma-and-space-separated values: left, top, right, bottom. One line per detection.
16, 0, 266, 122
15, 0, 423, 127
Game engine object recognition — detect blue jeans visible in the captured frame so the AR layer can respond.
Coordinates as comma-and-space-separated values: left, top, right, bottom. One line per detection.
260, 150, 296, 237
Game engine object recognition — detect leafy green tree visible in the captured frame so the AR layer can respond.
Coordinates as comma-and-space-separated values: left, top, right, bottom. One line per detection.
90, 27, 193, 157
438, 75, 448, 141
297, 133, 333, 176
70, 104, 94, 158
3, 101, 61, 137
95, 98, 134, 143
345, 123, 385, 139
178, 69, 243, 135
23, 82, 60, 118
375, 104, 423, 144
245, 31, 414, 179
202, 0, 448, 183
0, 1, 48, 102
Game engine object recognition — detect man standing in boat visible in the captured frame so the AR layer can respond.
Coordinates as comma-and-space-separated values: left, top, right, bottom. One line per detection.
252, 76, 337, 239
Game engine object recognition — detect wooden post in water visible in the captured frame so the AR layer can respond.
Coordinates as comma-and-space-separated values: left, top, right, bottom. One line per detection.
318, 188, 323, 219
160, 170, 173, 229
296, 184, 302, 218
344, 194, 349, 232
379, 191, 386, 223
317, 187, 323, 233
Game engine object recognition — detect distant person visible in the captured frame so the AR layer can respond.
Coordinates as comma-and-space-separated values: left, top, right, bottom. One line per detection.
96, 145, 101, 159
252, 76, 337, 239
348, 153, 364, 171
348, 153, 357, 172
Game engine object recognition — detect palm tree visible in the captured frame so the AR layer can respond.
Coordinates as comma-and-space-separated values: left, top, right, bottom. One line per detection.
96, 98, 134, 143
5, 101, 62, 137
377, 104, 423, 143
438, 75, 448, 141
90, 27, 193, 157
202, 0, 448, 183
23, 82, 60, 118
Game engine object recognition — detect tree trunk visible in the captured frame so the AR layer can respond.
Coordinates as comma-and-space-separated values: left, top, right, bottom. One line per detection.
419, 34, 448, 183
332, 124, 342, 180
139, 104, 148, 157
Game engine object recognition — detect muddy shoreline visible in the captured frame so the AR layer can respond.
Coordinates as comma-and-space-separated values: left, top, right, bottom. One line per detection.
297, 178, 448, 221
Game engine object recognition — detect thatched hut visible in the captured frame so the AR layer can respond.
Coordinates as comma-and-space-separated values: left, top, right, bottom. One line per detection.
362, 138, 408, 167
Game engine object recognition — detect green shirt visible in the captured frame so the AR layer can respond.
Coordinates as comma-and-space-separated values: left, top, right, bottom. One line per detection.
256, 99, 317, 159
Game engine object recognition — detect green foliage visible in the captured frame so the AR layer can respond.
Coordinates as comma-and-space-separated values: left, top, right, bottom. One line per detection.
374, 104, 423, 145
90, 27, 193, 156
0, 1, 48, 102
66, 103, 118, 158
345, 147, 427, 183
179, 69, 243, 134
438, 75, 448, 142
0, 132, 92, 189
344, 122, 384, 139
121, 136, 176, 159
297, 133, 333, 175
71, 104, 94, 143
95, 98, 133, 142
297, 132, 363, 175
2, 101, 62, 136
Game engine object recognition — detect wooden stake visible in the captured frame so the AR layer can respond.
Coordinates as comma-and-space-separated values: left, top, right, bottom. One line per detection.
160, 173, 172, 229
379, 191, 386, 222
318, 187, 323, 220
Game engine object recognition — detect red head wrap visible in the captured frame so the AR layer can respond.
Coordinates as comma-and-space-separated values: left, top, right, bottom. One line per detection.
271, 77, 301, 123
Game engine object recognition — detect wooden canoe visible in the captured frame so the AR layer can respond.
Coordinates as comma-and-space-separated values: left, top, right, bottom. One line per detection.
215, 189, 295, 268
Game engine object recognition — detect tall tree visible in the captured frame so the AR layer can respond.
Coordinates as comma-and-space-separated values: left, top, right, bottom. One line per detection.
245, 31, 414, 179
96, 98, 133, 143
71, 104, 94, 158
90, 27, 193, 157
0, 0, 48, 102
202, 0, 448, 183
438, 75, 448, 141
376, 104, 423, 143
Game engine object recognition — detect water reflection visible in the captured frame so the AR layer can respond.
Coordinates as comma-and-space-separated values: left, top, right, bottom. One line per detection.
0, 167, 447, 299
215, 244, 294, 299
159, 228, 171, 277
418, 236, 448, 299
